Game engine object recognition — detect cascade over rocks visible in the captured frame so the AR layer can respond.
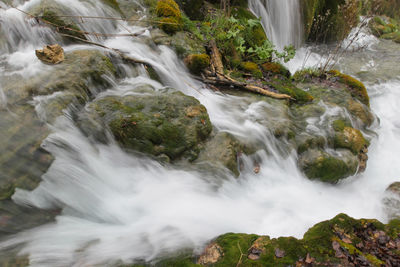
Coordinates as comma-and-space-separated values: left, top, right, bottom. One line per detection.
0, 48, 117, 237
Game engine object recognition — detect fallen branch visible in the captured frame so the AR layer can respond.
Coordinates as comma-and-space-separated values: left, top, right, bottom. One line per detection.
236, 242, 245, 267
209, 40, 224, 77
60, 33, 147, 65
203, 73, 294, 100
206, 40, 293, 100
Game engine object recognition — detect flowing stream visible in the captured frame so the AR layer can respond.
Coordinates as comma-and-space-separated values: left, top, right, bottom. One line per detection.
0, 0, 400, 266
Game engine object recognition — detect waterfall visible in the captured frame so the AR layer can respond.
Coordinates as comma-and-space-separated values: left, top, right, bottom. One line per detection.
249, 0, 303, 50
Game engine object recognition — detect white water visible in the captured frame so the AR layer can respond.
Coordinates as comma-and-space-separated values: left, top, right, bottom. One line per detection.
249, 0, 303, 50
1, 0, 400, 266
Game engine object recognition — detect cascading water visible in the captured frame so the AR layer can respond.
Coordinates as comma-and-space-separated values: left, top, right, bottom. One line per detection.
1, 0, 400, 266
249, 0, 303, 50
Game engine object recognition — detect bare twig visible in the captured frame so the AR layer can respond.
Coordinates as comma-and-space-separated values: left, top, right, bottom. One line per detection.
236, 242, 245, 267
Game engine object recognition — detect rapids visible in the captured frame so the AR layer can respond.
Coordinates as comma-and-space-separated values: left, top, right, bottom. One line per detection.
0, 0, 400, 266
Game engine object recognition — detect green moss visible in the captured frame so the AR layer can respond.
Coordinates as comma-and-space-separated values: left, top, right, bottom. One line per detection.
334, 126, 368, 155
156, 0, 181, 18
332, 119, 349, 132
159, 17, 183, 34
292, 67, 322, 83
240, 62, 262, 78
329, 70, 370, 107
302, 152, 356, 183
82, 92, 212, 161
386, 219, 400, 239
266, 78, 314, 103
261, 62, 290, 78
297, 136, 326, 154
214, 233, 259, 267
155, 0, 183, 34
184, 54, 210, 74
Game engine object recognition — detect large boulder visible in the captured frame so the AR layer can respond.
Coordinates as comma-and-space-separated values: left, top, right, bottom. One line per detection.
78, 91, 212, 162
289, 72, 373, 182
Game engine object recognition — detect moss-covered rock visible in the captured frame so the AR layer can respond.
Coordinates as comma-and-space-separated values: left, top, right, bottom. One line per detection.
240, 62, 262, 78
265, 77, 314, 103
328, 70, 370, 107
156, 214, 400, 267
369, 15, 400, 43
184, 54, 210, 74
334, 126, 368, 155
261, 62, 290, 78
79, 91, 212, 162
299, 149, 358, 183
347, 99, 374, 127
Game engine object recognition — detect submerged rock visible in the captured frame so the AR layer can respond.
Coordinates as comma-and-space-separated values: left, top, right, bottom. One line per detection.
3, 49, 116, 106
79, 91, 212, 162
196, 132, 243, 176
35, 44, 65, 64
384, 182, 400, 220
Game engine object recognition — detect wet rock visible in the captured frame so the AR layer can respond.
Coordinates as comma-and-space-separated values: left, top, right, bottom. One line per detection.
197, 242, 223, 265
196, 132, 242, 176
3, 49, 116, 105
334, 127, 368, 155
187, 214, 400, 267
347, 99, 374, 127
35, 44, 64, 64
383, 182, 400, 219
78, 91, 212, 162
299, 149, 358, 183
